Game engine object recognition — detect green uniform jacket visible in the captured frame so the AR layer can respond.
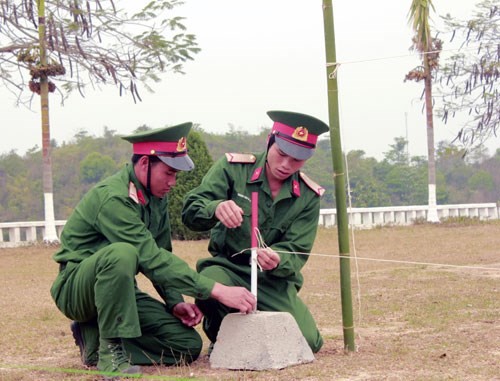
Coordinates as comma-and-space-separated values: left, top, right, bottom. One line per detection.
182, 152, 322, 290
52, 164, 214, 311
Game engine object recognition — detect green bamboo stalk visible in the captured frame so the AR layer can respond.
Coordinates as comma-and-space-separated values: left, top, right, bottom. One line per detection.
321, 0, 355, 351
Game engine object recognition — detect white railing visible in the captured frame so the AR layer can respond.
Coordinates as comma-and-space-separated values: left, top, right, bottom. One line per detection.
0, 203, 498, 248
0, 220, 66, 248
319, 203, 499, 229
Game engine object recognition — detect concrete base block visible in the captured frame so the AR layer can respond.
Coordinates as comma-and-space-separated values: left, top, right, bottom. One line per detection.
209, 311, 315, 370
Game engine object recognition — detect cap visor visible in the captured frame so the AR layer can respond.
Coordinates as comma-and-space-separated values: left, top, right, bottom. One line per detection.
159, 155, 195, 171
275, 137, 314, 160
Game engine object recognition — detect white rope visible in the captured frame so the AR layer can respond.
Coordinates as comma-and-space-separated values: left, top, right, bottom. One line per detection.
231, 247, 500, 271
324, 44, 492, 68
276, 250, 500, 272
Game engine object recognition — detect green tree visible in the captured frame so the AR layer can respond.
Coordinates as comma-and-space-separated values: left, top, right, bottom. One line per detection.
0, 0, 200, 242
199, 126, 269, 162
0, 151, 33, 220
346, 150, 390, 207
378, 137, 430, 206
437, 0, 499, 151
468, 170, 494, 192
406, 0, 441, 222
381, 137, 412, 204
383, 137, 410, 166
436, 141, 473, 203
480, 148, 500, 202
168, 130, 213, 240
53, 143, 88, 218
304, 138, 335, 208
80, 152, 117, 184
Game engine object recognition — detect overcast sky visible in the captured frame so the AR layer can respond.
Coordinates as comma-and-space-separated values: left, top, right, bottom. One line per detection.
2, 0, 497, 159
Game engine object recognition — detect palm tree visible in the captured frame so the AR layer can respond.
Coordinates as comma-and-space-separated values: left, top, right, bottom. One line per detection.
38, 0, 59, 242
406, 0, 441, 222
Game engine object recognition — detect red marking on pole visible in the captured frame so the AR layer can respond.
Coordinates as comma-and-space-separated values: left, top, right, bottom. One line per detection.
251, 192, 258, 248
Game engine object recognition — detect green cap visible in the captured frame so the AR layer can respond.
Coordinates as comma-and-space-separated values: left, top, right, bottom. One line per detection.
122, 123, 194, 171
267, 110, 329, 160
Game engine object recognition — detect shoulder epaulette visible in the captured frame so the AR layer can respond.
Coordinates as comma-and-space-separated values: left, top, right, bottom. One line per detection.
225, 153, 256, 164
299, 172, 325, 197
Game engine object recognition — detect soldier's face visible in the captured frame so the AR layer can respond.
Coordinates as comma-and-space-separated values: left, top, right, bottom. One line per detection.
266, 144, 306, 181
149, 160, 178, 197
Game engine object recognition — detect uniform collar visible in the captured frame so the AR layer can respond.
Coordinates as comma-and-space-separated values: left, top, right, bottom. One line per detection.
247, 152, 267, 184
127, 164, 150, 205
247, 152, 301, 198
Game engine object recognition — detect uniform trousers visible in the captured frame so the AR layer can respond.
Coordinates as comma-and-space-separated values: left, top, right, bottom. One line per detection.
50, 242, 202, 365
195, 260, 323, 353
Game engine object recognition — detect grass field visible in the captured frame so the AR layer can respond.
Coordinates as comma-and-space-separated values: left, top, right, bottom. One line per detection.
0, 221, 499, 380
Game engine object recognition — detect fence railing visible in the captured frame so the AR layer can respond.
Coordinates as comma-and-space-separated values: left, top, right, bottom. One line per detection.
0, 220, 66, 248
1, 203, 498, 248
319, 203, 499, 229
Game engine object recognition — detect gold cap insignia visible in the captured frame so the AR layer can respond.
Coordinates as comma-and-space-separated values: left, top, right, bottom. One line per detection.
292, 126, 308, 142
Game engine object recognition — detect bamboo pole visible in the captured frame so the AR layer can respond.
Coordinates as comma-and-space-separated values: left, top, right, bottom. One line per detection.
321, 0, 355, 351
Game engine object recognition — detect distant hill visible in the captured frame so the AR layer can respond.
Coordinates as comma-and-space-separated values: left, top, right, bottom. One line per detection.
0, 126, 498, 222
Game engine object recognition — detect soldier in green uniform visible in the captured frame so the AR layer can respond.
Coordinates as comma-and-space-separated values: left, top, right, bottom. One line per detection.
181, 110, 329, 353
50, 123, 256, 378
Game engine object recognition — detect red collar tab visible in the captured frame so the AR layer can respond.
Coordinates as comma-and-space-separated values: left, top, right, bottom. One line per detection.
292, 179, 301, 197
129, 182, 147, 205
250, 167, 263, 181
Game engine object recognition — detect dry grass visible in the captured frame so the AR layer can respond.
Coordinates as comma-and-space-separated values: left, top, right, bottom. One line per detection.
0, 222, 499, 380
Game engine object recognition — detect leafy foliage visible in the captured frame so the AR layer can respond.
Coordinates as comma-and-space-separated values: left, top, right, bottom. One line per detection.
80, 152, 117, 184
0, 0, 200, 104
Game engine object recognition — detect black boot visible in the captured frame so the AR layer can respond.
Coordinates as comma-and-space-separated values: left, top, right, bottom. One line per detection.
70, 321, 99, 366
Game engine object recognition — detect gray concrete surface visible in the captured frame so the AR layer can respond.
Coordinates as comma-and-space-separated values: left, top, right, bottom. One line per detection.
209, 311, 315, 370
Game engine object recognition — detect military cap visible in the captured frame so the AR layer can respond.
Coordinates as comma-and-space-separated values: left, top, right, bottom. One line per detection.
267, 110, 329, 160
122, 123, 194, 171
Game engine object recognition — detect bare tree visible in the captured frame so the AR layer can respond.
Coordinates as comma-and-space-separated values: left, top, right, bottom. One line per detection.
0, 0, 200, 242
437, 0, 499, 153
405, 0, 441, 222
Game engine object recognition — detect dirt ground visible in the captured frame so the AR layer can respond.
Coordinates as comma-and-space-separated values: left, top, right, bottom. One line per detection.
0, 222, 499, 380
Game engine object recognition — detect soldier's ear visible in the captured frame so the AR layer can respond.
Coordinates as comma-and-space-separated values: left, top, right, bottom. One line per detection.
135, 155, 151, 176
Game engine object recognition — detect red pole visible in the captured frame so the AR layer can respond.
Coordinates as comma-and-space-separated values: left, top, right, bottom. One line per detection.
251, 192, 258, 248
251, 192, 259, 306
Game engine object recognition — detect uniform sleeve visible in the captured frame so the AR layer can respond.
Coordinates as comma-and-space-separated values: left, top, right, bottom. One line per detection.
181, 158, 231, 231
95, 195, 215, 303
150, 211, 185, 310
153, 284, 184, 311
269, 195, 320, 278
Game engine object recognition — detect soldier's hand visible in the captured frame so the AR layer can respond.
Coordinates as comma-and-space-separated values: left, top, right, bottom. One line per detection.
172, 302, 203, 327
257, 247, 280, 270
215, 200, 244, 228
210, 283, 256, 313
